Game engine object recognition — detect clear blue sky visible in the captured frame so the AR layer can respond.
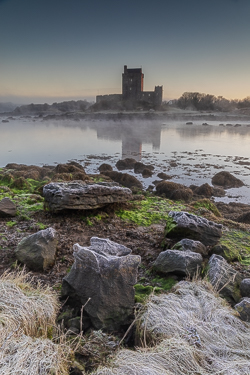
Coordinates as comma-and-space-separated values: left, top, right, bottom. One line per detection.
0, 0, 249, 104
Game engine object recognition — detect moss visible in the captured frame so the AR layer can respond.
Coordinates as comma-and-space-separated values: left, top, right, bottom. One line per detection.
116, 196, 186, 226
191, 199, 221, 217
135, 277, 177, 303
218, 229, 250, 264
6, 221, 17, 227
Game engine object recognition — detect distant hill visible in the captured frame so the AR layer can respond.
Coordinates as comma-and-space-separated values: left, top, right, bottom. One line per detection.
12, 100, 92, 115
0, 102, 18, 113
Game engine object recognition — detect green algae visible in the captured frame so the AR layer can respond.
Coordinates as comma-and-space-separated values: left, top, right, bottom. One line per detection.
191, 199, 221, 217
116, 196, 186, 226
219, 229, 250, 264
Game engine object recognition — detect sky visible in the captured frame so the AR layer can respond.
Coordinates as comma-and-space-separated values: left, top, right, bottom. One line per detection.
0, 0, 250, 104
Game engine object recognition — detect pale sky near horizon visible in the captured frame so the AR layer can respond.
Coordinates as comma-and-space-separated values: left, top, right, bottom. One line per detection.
0, 0, 249, 104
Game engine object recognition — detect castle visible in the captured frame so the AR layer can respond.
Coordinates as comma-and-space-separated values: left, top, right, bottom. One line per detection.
96, 65, 163, 108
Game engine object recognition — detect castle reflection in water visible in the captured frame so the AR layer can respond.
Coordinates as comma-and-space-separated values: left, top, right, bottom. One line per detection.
95, 121, 162, 161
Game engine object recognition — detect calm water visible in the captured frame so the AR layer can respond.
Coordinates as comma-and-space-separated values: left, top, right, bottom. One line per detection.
1, 117, 250, 204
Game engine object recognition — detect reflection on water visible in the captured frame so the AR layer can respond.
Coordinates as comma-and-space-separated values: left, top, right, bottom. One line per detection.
1, 117, 250, 203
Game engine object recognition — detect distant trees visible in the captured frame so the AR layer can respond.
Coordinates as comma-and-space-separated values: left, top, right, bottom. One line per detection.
176, 92, 250, 112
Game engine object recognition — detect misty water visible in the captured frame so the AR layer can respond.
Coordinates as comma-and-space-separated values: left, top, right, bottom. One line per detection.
1, 117, 250, 204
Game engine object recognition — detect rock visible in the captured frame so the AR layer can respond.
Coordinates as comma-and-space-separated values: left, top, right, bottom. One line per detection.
237, 211, 250, 224
142, 168, 153, 178
98, 163, 113, 173
212, 171, 244, 189
208, 254, 241, 303
54, 161, 85, 174
186, 122, 193, 125
101, 171, 143, 190
43, 181, 132, 212
172, 238, 208, 256
153, 249, 202, 277
157, 172, 171, 180
240, 279, 250, 297
116, 158, 137, 170
0, 197, 16, 217
193, 183, 213, 197
212, 186, 226, 197
235, 298, 250, 322
166, 211, 222, 246
156, 181, 193, 202
61, 237, 141, 330
134, 162, 154, 174
211, 244, 237, 262
15, 227, 57, 271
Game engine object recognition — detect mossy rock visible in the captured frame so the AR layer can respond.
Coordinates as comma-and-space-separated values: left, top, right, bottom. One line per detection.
191, 198, 221, 218
217, 229, 250, 264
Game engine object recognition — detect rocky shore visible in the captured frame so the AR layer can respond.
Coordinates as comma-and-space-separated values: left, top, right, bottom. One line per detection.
1, 161, 250, 374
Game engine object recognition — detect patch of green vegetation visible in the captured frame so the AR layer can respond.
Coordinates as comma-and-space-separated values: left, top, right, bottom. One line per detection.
219, 229, 250, 264
6, 221, 17, 227
116, 196, 186, 226
191, 199, 221, 217
36, 222, 47, 230
135, 276, 177, 303
82, 212, 108, 226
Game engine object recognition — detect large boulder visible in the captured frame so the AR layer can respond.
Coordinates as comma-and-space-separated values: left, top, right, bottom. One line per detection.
101, 171, 143, 190
193, 183, 213, 197
212, 171, 244, 189
98, 163, 113, 173
61, 237, 141, 330
15, 227, 57, 271
208, 254, 242, 303
153, 249, 203, 277
134, 162, 154, 174
43, 181, 132, 212
166, 211, 222, 247
0, 197, 16, 217
156, 181, 193, 202
235, 298, 250, 322
172, 238, 208, 256
116, 158, 137, 170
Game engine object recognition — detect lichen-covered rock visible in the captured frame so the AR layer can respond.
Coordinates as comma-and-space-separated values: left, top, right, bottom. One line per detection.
0, 197, 16, 217
208, 254, 242, 303
153, 249, 203, 277
172, 238, 208, 256
43, 181, 132, 212
61, 237, 141, 330
240, 279, 250, 297
212, 171, 244, 189
235, 298, 250, 322
166, 211, 222, 247
15, 227, 57, 271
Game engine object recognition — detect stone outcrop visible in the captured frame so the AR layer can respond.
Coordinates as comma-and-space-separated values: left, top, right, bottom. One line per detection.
212, 171, 244, 189
61, 237, 141, 330
153, 249, 202, 277
156, 181, 193, 202
98, 163, 113, 173
208, 254, 242, 303
15, 227, 57, 271
0, 197, 16, 217
172, 238, 208, 256
235, 298, 250, 322
43, 181, 132, 212
166, 211, 222, 247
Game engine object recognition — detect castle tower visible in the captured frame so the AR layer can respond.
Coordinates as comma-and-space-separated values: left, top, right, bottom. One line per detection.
122, 65, 144, 101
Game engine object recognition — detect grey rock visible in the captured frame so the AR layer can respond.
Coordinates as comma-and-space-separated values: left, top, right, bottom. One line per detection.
172, 238, 208, 256
15, 227, 57, 271
166, 211, 222, 247
240, 279, 250, 297
153, 249, 203, 277
0, 197, 16, 217
212, 171, 244, 189
43, 181, 132, 212
235, 298, 250, 322
61, 237, 141, 330
208, 254, 242, 303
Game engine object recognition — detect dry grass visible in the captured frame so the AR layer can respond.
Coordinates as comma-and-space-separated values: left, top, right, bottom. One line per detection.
95, 280, 250, 375
0, 270, 71, 375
